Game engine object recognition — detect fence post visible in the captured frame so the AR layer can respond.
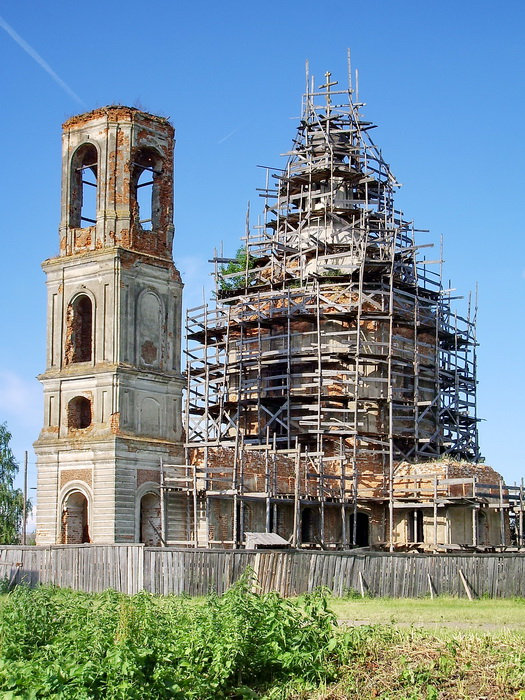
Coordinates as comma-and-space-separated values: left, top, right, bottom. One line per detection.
459, 568, 474, 600
427, 572, 435, 599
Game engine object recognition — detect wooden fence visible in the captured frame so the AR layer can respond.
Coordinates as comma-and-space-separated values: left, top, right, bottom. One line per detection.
1, 545, 525, 598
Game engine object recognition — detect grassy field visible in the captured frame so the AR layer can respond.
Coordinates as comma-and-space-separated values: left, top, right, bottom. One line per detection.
0, 582, 523, 698
328, 595, 525, 629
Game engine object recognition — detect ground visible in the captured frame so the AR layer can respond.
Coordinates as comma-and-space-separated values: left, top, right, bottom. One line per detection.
329, 595, 525, 630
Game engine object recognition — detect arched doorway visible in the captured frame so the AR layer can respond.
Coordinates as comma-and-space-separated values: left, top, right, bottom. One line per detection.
348, 511, 370, 546
140, 492, 161, 546
62, 491, 90, 544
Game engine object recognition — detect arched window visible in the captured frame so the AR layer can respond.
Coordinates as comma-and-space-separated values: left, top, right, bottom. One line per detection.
62, 491, 90, 543
131, 147, 163, 231
70, 143, 98, 228
65, 295, 93, 363
68, 396, 92, 430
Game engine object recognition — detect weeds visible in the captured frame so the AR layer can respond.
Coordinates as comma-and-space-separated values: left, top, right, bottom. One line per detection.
0, 573, 345, 698
0, 575, 524, 698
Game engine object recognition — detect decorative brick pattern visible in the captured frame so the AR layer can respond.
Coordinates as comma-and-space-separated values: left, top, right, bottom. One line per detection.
59, 470, 92, 490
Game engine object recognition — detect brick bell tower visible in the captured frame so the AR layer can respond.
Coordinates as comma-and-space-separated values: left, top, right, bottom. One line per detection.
34, 106, 184, 545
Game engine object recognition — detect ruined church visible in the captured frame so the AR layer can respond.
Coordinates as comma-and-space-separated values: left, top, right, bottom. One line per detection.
34, 107, 184, 544
35, 73, 514, 550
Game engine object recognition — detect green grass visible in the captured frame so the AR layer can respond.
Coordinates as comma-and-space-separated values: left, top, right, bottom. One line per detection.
327, 595, 525, 629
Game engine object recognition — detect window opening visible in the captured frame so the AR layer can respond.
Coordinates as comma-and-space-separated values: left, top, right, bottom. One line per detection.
65, 295, 92, 364
136, 166, 155, 229
78, 161, 97, 225
68, 396, 92, 430
70, 144, 98, 228
131, 149, 162, 232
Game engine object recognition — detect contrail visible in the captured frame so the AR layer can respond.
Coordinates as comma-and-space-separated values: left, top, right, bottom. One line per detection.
0, 14, 86, 106
218, 128, 239, 145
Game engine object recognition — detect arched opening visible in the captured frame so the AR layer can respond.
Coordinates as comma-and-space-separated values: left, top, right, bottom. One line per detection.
65, 295, 93, 363
131, 148, 163, 232
61, 491, 90, 543
301, 506, 320, 544
407, 509, 424, 543
349, 511, 370, 547
68, 396, 92, 430
140, 492, 161, 545
136, 169, 153, 230
70, 143, 98, 228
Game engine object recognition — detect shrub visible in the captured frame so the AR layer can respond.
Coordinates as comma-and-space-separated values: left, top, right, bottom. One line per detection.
0, 572, 347, 698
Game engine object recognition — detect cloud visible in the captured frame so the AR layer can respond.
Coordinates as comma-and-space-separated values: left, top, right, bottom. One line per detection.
0, 14, 85, 106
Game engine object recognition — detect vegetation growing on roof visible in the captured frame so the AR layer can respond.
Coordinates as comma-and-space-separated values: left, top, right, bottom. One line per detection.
218, 246, 256, 292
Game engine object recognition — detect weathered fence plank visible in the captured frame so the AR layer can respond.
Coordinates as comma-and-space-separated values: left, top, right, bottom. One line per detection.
2, 546, 525, 598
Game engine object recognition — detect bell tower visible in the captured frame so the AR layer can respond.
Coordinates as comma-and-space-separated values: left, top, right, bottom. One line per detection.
34, 106, 184, 545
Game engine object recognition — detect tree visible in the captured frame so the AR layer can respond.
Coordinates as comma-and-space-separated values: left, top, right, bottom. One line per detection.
0, 423, 30, 544
219, 246, 255, 291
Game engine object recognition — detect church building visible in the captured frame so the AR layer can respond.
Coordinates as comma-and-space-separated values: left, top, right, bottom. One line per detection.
35, 80, 514, 551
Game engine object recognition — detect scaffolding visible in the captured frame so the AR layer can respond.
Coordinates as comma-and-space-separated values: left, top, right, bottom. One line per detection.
160, 65, 514, 550
159, 450, 524, 549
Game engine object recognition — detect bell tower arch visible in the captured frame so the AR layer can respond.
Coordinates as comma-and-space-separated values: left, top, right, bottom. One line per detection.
35, 106, 183, 544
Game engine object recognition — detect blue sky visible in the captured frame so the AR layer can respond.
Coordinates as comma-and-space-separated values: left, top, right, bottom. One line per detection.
1, 0, 524, 502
